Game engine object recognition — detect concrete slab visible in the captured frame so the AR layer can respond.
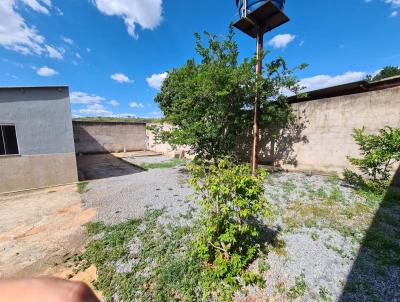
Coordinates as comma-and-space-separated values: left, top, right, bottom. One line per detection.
0, 185, 95, 278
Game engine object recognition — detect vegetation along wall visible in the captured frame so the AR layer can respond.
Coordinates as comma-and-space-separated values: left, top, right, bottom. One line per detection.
147, 84, 400, 183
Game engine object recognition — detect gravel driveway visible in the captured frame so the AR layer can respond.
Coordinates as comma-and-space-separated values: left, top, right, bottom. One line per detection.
82, 159, 194, 225
80, 158, 400, 302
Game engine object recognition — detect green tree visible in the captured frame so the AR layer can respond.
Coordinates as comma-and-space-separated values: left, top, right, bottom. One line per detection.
344, 126, 400, 192
151, 28, 306, 160
369, 66, 400, 81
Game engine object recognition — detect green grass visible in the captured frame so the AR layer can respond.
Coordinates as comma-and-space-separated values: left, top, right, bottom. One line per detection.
326, 174, 341, 186
73, 117, 161, 123
77, 181, 89, 194
282, 180, 296, 194
76, 210, 202, 302
140, 158, 186, 170
324, 242, 350, 259
319, 287, 332, 301
288, 273, 308, 300
78, 208, 276, 302
327, 186, 346, 204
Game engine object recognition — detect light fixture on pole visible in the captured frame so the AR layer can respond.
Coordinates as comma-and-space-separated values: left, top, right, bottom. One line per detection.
233, 0, 289, 176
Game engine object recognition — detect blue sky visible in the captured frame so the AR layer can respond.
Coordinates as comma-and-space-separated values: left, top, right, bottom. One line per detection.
0, 0, 399, 118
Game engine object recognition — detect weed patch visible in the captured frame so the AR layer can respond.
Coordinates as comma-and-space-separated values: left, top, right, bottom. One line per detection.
140, 159, 186, 169
77, 210, 203, 301
288, 273, 307, 300
77, 181, 89, 194
283, 199, 375, 241
319, 287, 332, 301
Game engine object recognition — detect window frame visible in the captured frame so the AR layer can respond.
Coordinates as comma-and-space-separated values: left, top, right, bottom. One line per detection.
0, 123, 20, 157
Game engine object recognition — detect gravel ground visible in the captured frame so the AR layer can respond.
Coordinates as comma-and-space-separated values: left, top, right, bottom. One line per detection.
256, 172, 400, 302
82, 160, 399, 302
82, 156, 195, 225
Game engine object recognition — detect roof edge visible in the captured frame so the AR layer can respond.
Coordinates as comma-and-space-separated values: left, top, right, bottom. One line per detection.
0, 85, 69, 90
289, 75, 400, 103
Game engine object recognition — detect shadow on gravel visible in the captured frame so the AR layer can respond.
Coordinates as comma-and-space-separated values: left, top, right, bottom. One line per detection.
339, 165, 400, 302
74, 126, 144, 181
77, 154, 143, 181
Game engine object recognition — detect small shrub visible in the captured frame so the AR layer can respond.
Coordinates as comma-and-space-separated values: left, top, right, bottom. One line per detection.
77, 181, 89, 194
188, 158, 270, 300
344, 126, 400, 193
257, 260, 271, 273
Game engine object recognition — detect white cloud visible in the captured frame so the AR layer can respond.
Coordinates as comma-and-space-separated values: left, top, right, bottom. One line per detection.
70, 91, 105, 104
20, 0, 51, 14
366, 0, 400, 9
6, 73, 18, 79
76, 53, 82, 59
62, 36, 74, 45
146, 72, 168, 90
46, 45, 64, 59
268, 34, 296, 49
129, 102, 144, 109
71, 91, 134, 117
0, 0, 46, 55
111, 72, 133, 83
386, 0, 400, 7
36, 66, 58, 76
77, 103, 113, 117
73, 104, 135, 118
299, 71, 367, 91
54, 6, 63, 16
92, 0, 163, 38
390, 10, 398, 16
108, 100, 119, 107
0, 0, 65, 59
146, 111, 163, 118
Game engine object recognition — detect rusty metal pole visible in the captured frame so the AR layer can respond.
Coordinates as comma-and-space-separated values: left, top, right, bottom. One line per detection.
252, 25, 264, 176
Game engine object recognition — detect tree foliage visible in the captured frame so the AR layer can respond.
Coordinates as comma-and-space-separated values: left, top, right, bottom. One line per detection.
368, 66, 400, 81
151, 28, 306, 160
188, 158, 269, 300
344, 126, 400, 192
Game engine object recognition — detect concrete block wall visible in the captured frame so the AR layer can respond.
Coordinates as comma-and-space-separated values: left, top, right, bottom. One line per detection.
146, 123, 190, 157
73, 121, 147, 154
279, 86, 400, 175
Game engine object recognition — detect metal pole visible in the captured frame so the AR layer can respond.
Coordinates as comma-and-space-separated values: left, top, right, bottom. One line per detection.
252, 25, 264, 176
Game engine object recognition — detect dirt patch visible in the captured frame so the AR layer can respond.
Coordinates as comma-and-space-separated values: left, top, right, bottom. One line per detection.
0, 185, 96, 279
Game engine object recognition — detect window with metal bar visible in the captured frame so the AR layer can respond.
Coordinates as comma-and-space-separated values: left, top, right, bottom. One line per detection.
0, 125, 19, 155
